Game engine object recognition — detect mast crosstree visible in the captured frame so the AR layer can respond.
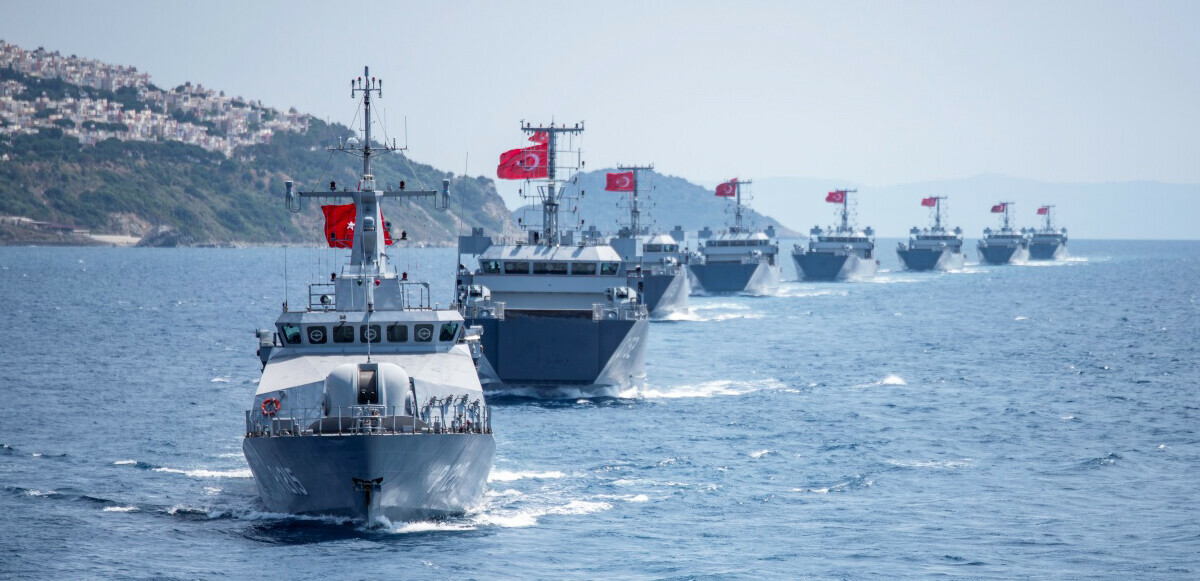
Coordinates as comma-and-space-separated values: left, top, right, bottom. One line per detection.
521, 121, 584, 247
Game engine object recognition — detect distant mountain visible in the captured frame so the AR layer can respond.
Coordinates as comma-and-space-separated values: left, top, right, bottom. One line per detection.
511, 169, 800, 240
0, 42, 517, 246
751, 175, 1200, 240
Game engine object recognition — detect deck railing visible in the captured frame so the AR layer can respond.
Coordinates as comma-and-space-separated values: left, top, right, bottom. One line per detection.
245, 403, 491, 438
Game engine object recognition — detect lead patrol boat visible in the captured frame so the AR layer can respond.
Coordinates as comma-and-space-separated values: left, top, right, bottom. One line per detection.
896, 196, 965, 271
793, 188, 878, 281
244, 68, 494, 522
455, 122, 649, 393
688, 179, 781, 294
606, 164, 690, 317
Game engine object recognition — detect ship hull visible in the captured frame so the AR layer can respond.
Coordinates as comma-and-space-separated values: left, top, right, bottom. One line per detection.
243, 432, 495, 522
978, 244, 1029, 265
1029, 241, 1067, 260
896, 248, 965, 272
467, 312, 648, 391
688, 262, 780, 294
792, 252, 877, 281
639, 270, 690, 317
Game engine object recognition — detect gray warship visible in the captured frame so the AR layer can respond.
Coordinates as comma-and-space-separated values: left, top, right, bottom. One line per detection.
688, 179, 781, 294
607, 164, 690, 317
977, 201, 1030, 265
1029, 205, 1068, 260
455, 122, 649, 393
793, 188, 877, 281
896, 196, 965, 271
243, 68, 494, 522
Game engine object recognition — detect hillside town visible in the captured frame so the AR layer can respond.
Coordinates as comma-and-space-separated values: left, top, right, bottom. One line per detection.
0, 40, 309, 156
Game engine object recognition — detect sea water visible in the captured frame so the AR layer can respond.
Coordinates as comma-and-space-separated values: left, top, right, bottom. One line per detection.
1, 240, 1197, 578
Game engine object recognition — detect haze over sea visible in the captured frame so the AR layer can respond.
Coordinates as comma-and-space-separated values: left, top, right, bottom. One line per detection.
1, 240, 1197, 579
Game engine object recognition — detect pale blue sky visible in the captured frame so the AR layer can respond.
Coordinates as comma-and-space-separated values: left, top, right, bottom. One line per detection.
2, 0, 1198, 235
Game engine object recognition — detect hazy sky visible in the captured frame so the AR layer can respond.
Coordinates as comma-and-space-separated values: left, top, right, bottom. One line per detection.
2, 1, 1198, 205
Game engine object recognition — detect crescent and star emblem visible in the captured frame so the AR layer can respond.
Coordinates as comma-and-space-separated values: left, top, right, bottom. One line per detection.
518, 153, 541, 170
618, 175, 632, 189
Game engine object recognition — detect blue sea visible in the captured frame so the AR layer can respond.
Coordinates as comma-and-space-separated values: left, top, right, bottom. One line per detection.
2, 240, 1198, 579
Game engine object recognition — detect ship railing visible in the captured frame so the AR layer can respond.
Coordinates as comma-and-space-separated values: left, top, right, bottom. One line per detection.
308, 283, 336, 310
245, 404, 492, 437
460, 301, 505, 320
593, 302, 648, 321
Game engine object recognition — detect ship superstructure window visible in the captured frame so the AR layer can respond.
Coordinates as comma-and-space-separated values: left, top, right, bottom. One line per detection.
414, 324, 434, 343
645, 244, 663, 252
533, 262, 568, 275
360, 324, 381, 343
600, 262, 620, 275
504, 261, 530, 274
306, 326, 327, 344
387, 323, 408, 343
480, 260, 501, 274
333, 325, 355, 343
571, 262, 597, 275
281, 324, 302, 345
440, 322, 461, 342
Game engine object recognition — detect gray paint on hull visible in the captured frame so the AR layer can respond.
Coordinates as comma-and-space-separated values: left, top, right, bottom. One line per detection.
689, 262, 780, 294
243, 433, 495, 522
640, 271, 690, 317
1029, 242, 1067, 260
897, 248, 966, 271
793, 252, 878, 281
979, 245, 1030, 265
468, 314, 649, 390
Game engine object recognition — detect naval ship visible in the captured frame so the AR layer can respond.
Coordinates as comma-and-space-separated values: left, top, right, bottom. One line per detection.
455, 122, 649, 393
243, 68, 494, 522
1029, 205, 1068, 260
977, 201, 1030, 265
688, 179, 781, 294
793, 189, 877, 281
896, 196, 965, 271
606, 164, 690, 317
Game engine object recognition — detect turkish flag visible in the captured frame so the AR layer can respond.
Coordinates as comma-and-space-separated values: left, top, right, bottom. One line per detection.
991, 203, 1007, 213
497, 144, 549, 179
1037, 206, 1049, 215
606, 171, 635, 192
322, 203, 394, 248
529, 131, 548, 144
826, 190, 846, 203
921, 197, 937, 207
715, 179, 737, 197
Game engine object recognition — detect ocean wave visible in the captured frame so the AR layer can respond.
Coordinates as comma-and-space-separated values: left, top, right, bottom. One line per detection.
885, 458, 974, 469
750, 450, 772, 459
102, 505, 139, 512
153, 467, 253, 478
210, 376, 231, 383
855, 375, 907, 388
487, 469, 566, 482
641, 378, 785, 399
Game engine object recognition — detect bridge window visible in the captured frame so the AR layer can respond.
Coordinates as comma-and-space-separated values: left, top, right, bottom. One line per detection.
306, 326, 327, 344
571, 262, 596, 275
600, 262, 620, 275
664, 244, 678, 252
414, 324, 434, 343
440, 322, 461, 342
281, 324, 302, 345
480, 260, 500, 274
644, 244, 663, 252
533, 261, 568, 275
333, 325, 355, 343
387, 324, 408, 342
360, 324, 381, 344
504, 261, 530, 274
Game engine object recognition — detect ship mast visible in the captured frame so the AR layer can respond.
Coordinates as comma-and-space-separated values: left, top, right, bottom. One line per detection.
522, 121, 584, 247
931, 196, 946, 231
836, 188, 857, 233
1041, 205, 1055, 231
732, 179, 753, 233
618, 163, 654, 236
1002, 201, 1014, 231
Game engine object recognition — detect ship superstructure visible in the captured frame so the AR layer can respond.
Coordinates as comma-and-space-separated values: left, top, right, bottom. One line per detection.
896, 196, 965, 271
793, 188, 877, 281
456, 122, 648, 393
978, 201, 1030, 265
689, 178, 781, 294
607, 164, 690, 317
1029, 205, 1068, 260
244, 67, 494, 522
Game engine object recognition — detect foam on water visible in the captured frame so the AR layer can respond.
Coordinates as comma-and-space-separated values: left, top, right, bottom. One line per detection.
154, 467, 253, 478
641, 378, 784, 399
488, 469, 566, 482
102, 506, 139, 512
